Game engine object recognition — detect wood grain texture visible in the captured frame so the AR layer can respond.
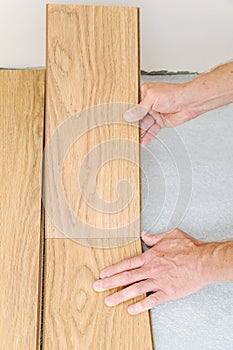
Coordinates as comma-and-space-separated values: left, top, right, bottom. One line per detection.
43, 5, 153, 349
0, 70, 45, 349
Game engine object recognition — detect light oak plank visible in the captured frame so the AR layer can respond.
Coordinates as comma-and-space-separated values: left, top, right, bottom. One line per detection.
0, 70, 45, 349
43, 5, 153, 349
44, 240, 153, 349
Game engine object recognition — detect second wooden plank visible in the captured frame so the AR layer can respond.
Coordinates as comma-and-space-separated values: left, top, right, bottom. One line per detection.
43, 5, 153, 349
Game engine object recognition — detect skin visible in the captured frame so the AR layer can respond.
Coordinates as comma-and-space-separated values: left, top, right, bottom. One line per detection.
93, 62, 233, 314
124, 62, 233, 146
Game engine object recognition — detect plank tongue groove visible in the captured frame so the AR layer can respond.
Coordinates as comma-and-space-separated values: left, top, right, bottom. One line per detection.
43, 5, 153, 349
0, 70, 45, 349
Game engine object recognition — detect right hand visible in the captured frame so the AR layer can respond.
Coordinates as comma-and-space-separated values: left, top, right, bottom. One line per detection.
124, 82, 196, 146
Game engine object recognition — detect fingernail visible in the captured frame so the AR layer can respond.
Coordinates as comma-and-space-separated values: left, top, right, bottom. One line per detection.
127, 305, 138, 315
100, 270, 108, 279
141, 139, 146, 147
124, 106, 148, 122
141, 231, 147, 236
93, 280, 105, 292
105, 296, 115, 307
123, 110, 135, 122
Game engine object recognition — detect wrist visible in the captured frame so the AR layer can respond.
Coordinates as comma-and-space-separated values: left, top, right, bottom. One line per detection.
200, 241, 233, 284
179, 78, 211, 119
175, 81, 205, 121
180, 63, 233, 119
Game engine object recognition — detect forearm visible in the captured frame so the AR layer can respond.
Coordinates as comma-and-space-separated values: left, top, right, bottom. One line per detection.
202, 240, 233, 283
181, 62, 233, 118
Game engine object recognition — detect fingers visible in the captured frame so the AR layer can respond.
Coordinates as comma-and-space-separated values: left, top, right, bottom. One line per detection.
104, 279, 158, 306
141, 231, 167, 247
141, 123, 161, 147
140, 114, 155, 134
99, 255, 144, 279
127, 291, 168, 315
93, 267, 146, 292
140, 111, 164, 146
149, 110, 166, 128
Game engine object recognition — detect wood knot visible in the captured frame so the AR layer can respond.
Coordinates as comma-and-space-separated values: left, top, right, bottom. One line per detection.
76, 289, 88, 312
54, 41, 72, 73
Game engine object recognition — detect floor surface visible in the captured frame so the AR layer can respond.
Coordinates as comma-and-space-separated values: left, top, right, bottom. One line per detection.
141, 74, 233, 350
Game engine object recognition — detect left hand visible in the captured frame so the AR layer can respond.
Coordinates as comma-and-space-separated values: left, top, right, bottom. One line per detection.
93, 229, 211, 315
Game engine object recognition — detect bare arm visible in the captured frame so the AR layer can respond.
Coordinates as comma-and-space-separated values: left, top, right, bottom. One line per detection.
182, 62, 233, 117
203, 239, 233, 284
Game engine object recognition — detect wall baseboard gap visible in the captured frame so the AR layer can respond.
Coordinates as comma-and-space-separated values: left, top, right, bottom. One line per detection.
0, 67, 45, 70
141, 70, 199, 75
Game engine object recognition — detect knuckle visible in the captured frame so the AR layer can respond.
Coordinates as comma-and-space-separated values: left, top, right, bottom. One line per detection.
141, 82, 149, 91
138, 255, 144, 264
141, 251, 148, 262
151, 294, 159, 303
134, 282, 142, 294
147, 113, 155, 124
146, 87, 154, 98
145, 266, 156, 277
101, 279, 109, 289
141, 294, 158, 309
124, 258, 132, 269
173, 228, 182, 236
125, 271, 132, 281
113, 291, 121, 303
167, 285, 176, 296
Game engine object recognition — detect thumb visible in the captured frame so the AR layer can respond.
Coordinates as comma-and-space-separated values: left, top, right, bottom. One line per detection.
141, 231, 167, 246
124, 105, 149, 122
124, 86, 156, 122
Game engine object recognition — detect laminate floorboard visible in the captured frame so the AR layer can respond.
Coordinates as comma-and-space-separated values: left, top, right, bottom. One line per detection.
0, 70, 45, 349
43, 5, 153, 349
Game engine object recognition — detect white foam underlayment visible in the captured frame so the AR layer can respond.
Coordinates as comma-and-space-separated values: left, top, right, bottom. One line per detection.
141, 74, 233, 350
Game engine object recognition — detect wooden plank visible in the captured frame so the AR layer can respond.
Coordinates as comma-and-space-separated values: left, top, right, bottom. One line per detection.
43, 5, 153, 349
0, 70, 45, 349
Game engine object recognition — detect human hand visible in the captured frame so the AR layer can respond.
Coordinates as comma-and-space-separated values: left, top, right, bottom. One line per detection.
93, 229, 212, 315
124, 82, 196, 146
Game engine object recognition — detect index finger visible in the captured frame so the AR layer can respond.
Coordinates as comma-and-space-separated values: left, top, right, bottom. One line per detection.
99, 254, 144, 279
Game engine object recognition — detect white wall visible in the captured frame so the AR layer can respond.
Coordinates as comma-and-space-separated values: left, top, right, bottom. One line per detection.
0, 0, 233, 72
